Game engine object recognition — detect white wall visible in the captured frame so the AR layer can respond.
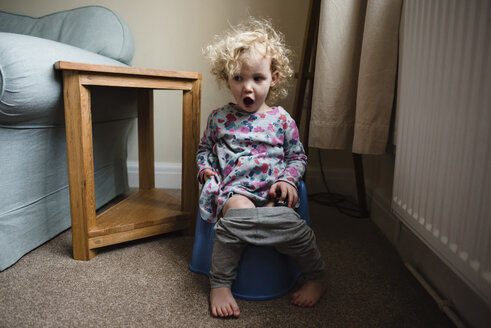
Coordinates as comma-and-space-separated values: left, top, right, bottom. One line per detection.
0, 0, 309, 186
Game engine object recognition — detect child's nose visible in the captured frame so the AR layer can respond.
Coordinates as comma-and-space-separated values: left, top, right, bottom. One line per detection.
243, 81, 253, 92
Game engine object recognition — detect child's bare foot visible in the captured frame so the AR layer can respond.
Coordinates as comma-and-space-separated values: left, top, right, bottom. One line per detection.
210, 287, 240, 317
291, 281, 327, 307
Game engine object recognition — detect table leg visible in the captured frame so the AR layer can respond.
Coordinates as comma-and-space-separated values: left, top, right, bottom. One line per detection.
182, 80, 201, 234
138, 89, 155, 189
62, 71, 97, 260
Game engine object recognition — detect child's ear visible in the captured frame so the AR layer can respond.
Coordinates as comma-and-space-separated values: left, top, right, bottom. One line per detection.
270, 70, 279, 87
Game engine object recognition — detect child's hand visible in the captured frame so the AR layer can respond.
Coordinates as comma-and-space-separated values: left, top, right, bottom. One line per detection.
269, 181, 298, 208
203, 169, 217, 182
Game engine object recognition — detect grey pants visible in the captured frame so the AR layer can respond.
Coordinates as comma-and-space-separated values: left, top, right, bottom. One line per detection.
210, 207, 326, 289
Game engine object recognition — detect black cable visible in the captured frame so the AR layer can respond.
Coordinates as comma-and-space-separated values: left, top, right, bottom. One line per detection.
308, 148, 368, 218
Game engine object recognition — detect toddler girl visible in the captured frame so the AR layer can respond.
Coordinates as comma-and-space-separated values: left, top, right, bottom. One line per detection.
197, 17, 326, 318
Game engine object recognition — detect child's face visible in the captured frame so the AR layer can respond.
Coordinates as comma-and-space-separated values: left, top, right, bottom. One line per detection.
227, 50, 279, 113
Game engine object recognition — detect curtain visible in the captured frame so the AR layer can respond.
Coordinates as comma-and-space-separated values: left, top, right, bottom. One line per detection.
309, 0, 402, 155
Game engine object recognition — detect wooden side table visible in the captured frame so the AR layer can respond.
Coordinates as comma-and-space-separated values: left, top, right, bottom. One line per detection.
55, 61, 201, 261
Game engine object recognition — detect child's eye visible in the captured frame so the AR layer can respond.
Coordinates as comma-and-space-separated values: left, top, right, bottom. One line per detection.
233, 76, 242, 81
254, 76, 265, 82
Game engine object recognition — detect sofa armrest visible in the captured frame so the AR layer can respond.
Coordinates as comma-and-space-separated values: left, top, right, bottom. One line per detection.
0, 32, 135, 126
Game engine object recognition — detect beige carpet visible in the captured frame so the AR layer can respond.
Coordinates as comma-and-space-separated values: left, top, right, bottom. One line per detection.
0, 198, 454, 327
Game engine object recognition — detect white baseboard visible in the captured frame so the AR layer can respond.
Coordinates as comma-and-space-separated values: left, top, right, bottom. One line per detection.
367, 187, 491, 328
127, 161, 182, 189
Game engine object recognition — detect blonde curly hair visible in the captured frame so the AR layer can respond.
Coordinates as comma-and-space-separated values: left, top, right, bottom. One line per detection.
204, 17, 294, 103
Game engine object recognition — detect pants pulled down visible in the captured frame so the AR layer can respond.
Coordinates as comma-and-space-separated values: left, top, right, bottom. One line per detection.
210, 207, 326, 289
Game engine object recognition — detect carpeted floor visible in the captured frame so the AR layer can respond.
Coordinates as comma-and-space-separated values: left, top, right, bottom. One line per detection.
0, 194, 455, 327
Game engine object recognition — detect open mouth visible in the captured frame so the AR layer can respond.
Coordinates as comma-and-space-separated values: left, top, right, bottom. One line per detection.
243, 97, 254, 106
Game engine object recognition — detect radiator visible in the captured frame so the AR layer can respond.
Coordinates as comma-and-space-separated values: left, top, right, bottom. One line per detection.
392, 0, 490, 306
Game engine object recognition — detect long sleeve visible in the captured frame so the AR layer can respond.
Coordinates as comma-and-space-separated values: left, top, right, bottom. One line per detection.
277, 114, 307, 188
196, 109, 220, 183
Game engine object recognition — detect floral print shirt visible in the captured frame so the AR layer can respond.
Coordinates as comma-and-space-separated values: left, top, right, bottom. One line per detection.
197, 103, 307, 222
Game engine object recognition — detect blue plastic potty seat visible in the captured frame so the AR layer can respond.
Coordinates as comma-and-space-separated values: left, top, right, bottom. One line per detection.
189, 180, 311, 300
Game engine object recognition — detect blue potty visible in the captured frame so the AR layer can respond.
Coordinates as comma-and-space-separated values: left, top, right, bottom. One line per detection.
189, 181, 311, 300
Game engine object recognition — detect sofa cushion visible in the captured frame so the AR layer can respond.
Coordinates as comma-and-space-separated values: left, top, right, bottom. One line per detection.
0, 6, 134, 64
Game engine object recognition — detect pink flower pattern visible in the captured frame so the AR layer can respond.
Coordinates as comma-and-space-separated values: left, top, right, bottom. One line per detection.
197, 104, 307, 222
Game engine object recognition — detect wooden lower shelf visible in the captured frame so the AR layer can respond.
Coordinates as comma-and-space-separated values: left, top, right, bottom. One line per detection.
88, 189, 190, 249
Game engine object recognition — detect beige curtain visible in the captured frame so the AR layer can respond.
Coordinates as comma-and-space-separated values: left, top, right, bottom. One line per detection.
309, 0, 402, 155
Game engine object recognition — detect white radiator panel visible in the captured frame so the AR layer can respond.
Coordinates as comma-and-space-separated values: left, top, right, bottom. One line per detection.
392, 0, 490, 305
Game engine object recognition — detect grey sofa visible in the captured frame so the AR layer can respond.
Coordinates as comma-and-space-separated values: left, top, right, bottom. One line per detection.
0, 6, 138, 270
